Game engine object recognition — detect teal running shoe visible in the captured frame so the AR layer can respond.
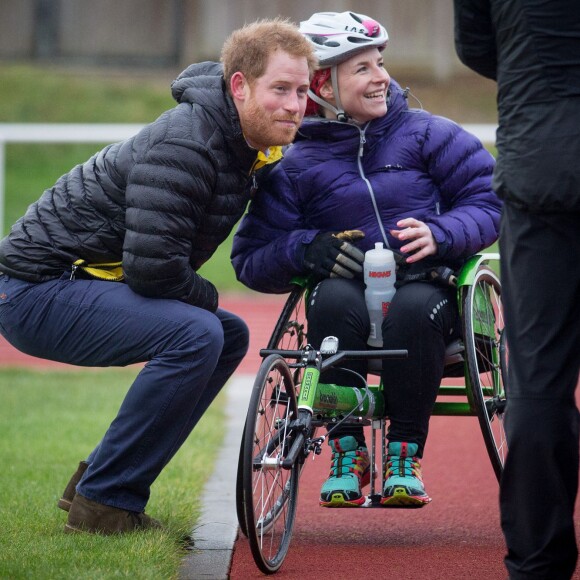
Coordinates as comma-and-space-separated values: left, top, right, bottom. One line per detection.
380, 441, 431, 508
320, 436, 370, 508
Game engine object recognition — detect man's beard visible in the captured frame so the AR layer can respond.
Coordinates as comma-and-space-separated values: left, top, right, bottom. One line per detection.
242, 98, 299, 150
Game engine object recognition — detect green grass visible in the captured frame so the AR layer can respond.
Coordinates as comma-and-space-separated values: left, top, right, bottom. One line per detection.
0, 65, 174, 123
0, 367, 224, 579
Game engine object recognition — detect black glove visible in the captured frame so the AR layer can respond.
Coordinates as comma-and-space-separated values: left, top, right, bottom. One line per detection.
190, 272, 219, 312
303, 230, 365, 279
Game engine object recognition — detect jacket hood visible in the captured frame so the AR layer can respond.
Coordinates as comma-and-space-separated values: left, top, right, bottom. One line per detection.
171, 62, 226, 105
171, 61, 246, 145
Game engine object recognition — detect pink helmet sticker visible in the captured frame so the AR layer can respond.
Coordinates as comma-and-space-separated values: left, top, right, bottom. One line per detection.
361, 19, 380, 37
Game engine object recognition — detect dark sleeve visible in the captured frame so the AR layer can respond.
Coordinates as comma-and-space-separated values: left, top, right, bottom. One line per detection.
453, 0, 498, 80
122, 139, 218, 311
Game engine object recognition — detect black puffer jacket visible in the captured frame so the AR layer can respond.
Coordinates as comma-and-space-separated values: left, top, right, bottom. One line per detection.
0, 62, 258, 310
454, 0, 580, 211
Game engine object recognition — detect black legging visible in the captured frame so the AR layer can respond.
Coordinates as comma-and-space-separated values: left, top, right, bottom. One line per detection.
307, 278, 460, 457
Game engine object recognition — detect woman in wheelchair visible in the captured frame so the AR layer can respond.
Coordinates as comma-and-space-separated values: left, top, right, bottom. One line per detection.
232, 11, 502, 508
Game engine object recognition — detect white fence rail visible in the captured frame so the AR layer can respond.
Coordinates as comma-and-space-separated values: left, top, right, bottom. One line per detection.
0, 123, 497, 234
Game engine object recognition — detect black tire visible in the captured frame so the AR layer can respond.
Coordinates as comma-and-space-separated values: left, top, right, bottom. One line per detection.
241, 355, 300, 574
267, 284, 309, 386
235, 425, 248, 537
462, 267, 508, 481
267, 285, 308, 350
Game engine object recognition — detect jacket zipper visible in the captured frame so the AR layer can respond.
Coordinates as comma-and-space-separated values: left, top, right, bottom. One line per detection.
356, 126, 390, 247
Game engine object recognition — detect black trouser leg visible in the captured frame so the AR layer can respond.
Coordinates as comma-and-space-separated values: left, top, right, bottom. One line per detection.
381, 282, 459, 457
307, 278, 369, 445
499, 202, 580, 580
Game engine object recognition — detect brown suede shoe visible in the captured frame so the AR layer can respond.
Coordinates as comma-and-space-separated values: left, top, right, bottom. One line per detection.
65, 494, 163, 535
57, 460, 89, 512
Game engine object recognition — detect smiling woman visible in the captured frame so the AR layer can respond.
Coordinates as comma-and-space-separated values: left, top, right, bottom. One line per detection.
326, 48, 390, 124
302, 11, 388, 122
231, 10, 501, 510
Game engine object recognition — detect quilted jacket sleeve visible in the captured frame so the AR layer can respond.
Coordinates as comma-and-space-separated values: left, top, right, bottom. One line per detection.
421, 115, 501, 260
231, 164, 318, 294
453, 0, 497, 80
123, 137, 219, 311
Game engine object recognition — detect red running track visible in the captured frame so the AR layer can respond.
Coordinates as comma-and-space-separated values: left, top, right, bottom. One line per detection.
232, 415, 511, 579
232, 414, 580, 580
1, 291, 578, 579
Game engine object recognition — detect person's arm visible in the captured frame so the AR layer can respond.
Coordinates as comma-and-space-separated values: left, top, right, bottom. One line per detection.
122, 139, 219, 311
231, 165, 319, 294
453, 0, 497, 80
421, 116, 502, 260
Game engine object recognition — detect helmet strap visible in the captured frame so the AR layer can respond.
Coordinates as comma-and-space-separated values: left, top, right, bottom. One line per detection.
306, 65, 349, 122
330, 65, 348, 122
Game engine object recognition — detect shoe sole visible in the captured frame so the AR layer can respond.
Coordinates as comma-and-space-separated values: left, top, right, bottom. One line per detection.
320, 492, 366, 508
64, 523, 119, 535
57, 498, 72, 512
64, 521, 162, 535
64, 523, 86, 534
319, 467, 374, 508
380, 486, 431, 508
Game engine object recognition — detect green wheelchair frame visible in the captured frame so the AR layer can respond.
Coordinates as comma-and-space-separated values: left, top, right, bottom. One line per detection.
236, 253, 507, 574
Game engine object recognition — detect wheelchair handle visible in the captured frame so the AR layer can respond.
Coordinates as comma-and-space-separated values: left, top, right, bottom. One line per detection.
321, 349, 408, 370
259, 348, 408, 365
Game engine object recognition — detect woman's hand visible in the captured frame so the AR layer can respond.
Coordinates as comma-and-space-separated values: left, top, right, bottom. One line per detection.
390, 218, 437, 263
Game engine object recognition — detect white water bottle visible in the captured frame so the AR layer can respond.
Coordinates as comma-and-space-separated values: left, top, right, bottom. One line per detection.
364, 242, 396, 347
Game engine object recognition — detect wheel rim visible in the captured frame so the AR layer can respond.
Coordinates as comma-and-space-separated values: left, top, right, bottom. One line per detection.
237, 286, 307, 539
267, 286, 308, 351
243, 356, 299, 573
464, 269, 508, 480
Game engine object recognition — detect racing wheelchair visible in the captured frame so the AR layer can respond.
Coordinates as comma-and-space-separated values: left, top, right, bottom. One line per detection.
236, 253, 507, 574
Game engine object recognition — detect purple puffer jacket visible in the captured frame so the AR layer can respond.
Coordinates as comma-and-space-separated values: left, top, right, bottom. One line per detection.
232, 81, 501, 294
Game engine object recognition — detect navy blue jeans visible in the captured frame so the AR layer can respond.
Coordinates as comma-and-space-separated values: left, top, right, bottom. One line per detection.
0, 273, 249, 512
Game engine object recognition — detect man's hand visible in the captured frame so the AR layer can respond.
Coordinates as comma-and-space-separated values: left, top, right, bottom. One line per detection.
303, 230, 365, 279
390, 218, 437, 263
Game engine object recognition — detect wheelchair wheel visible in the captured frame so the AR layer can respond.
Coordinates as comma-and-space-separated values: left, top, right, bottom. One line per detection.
267, 284, 308, 379
267, 283, 317, 459
236, 284, 308, 538
462, 266, 508, 481
241, 355, 300, 574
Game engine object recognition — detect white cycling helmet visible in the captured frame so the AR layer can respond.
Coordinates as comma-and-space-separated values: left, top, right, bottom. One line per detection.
300, 11, 388, 67
300, 12, 389, 121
